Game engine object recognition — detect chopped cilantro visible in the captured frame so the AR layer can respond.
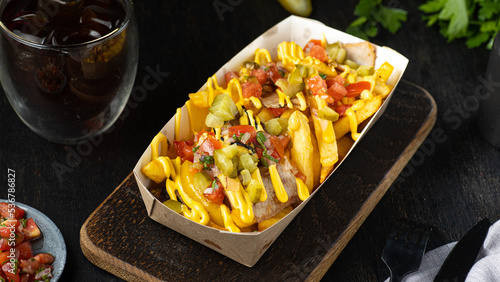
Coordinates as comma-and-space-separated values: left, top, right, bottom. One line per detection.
212, 180, 219, 190
256, 132, 267, 145
192, 146, 199, 153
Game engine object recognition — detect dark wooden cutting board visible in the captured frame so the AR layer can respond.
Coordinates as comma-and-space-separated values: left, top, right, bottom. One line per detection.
80, 80, 436, 281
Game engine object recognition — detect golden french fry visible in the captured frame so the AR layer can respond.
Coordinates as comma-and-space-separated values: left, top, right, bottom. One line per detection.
141, 159, 167, 184
320, 165, 334, 183
333, 95, 382, 139
309, 120, 321, 189
337, 135, 355, 162
310, 108, 338, 167
289, 111, 315, 190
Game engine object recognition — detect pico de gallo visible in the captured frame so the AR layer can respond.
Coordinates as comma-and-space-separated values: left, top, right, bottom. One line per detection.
0, 202, 55, 282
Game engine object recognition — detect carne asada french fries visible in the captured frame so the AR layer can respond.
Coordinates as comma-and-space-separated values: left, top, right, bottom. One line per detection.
141, 37, 394, 232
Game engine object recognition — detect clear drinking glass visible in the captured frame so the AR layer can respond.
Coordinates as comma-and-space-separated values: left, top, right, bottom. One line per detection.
0, 0, 139, 144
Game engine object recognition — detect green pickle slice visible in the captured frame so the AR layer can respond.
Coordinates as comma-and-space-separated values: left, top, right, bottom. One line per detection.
209, 93, 238, 121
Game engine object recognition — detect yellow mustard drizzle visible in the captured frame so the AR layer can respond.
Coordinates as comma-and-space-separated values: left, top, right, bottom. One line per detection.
251, 168, 267, 202
276, 89, 294, 109
166, 179, 178, 201
217, 175, 255, 224
239, 113, 249, 126
295, 92, 307, 111
156, 156, 174, 179
277, 41, 305, 66
178, 187, 210, 225
151, 132, 168, 160
220, 204, 240, 232
254, 48, 272, 65
339, 65, 351, 78
345, 106, 361, 141
175, 108, 181, 141
246, 109, 257, 128
269, 164, 288, 203
226, 78, 243, 103
288, 112, 300, 131
254, 116, 264, 132
295, 177, 309, 201
164, 157, 210, 225
249, 96, 262, 109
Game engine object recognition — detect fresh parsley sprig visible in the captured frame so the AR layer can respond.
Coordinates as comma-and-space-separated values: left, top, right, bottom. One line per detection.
346, 0, 408, 40
419, 0, 500, 49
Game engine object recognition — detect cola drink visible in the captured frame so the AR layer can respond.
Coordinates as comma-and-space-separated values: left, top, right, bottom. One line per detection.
0, 0, 138, 143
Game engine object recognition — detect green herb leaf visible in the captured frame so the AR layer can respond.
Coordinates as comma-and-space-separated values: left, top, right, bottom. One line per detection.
348, 0, 408, 39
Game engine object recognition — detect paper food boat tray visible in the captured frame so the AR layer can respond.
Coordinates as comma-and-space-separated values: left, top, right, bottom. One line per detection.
133, 15, 408, 267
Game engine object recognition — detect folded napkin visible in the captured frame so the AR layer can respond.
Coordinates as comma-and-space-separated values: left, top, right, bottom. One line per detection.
384, 219, 500, 282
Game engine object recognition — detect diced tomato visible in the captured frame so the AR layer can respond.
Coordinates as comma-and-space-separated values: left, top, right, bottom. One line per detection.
204, 183, 224, 205
15, 242, 33, 260
194, 130, 215, 143
308, 45, 329, 62
0, 239, 9, 251
250, 69, 267, 85
0, 219, 19, 238
0, 202, 25, 219
224, 71, 239, 85
265, 63, 283, 84
269, 135, 291, 159
33, 253, 54, 264
345, 81, 371, 97
328, 82, 348, 102
304, 39, 322, 53
0, 249, 19, 265
307, 75, 328, 97
326, 75, 345, 88
267, 107, 288, 118
173, 140, 195, 162
19, 258, 38, 275
335, 104, 352, 116
196, 135, 224, 156
2, 261, 20, 282
228, 125, 257, 144
21, 218, 41, 241
19, 273, 29, 282
241, 81, 262, 98
0, 232, 23, 250
295, 170, 307, 184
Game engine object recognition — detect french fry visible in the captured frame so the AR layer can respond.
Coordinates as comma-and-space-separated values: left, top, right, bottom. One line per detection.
320, 165, 334, 183
309, 120, 321, 189
310, 108, 338, 167
288, 110, 315, 190
337, 135, 355, 162
333, 95, 382, 139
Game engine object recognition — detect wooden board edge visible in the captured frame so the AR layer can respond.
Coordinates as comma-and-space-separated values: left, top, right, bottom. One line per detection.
306, 82, 438, 281
80, 172, 161, 282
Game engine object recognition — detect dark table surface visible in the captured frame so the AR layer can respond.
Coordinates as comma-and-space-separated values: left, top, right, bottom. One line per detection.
1, 0, 500, 281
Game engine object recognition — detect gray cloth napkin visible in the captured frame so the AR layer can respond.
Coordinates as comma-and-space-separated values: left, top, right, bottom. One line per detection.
384, 219, 500, 282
